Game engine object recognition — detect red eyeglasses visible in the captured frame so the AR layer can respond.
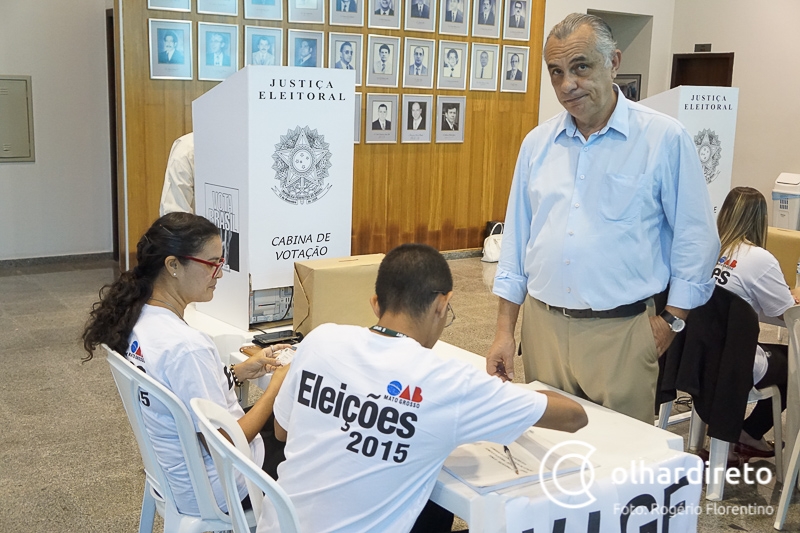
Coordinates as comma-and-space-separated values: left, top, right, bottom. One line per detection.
181, 256, 225, 277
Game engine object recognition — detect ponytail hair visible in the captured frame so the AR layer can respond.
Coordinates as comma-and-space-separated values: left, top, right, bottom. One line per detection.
82, 212, 220, 360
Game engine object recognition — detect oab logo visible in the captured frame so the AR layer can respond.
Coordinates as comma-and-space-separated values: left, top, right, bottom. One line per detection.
386, 381, 423, 403
128, 340, 145, 364
539, 440, 597, 509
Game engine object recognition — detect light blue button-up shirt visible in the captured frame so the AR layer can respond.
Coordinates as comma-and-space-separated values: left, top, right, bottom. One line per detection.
494, 90, 720, 311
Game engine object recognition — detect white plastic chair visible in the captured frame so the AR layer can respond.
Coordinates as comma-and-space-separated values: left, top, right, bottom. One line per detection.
656, 287, 785, 502
684, 385, 783, 501
776, 421, 800, 531
104, 345, 255, 533
655, 399, 691, 429
190, 398, 301, 533
775, 305, 800, 530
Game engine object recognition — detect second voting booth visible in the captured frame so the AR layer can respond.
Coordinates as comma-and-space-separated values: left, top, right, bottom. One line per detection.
640, 85, 739, 215
193, 66, 356, 331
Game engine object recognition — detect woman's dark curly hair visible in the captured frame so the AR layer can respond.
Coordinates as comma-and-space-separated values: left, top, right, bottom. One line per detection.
82, 212, 220, 361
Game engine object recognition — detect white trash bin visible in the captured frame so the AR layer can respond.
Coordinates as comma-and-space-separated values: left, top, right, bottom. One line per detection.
772, 173, 800, 230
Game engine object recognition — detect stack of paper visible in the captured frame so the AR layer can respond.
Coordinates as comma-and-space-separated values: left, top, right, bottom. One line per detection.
443, 430, 584, 494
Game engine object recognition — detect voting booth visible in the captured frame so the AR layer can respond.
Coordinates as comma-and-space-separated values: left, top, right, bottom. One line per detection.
640, 86, 739, 216
193, 66, 356, 330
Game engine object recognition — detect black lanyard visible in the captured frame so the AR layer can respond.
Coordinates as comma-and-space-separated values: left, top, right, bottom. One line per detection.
369, 325, 408, 338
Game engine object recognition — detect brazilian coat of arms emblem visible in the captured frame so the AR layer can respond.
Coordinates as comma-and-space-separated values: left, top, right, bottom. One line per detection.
694, 128, 722, 184
272, 126, 333, 204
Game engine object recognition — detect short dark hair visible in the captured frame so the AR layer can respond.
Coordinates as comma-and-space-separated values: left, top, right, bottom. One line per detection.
375, 244, 453, 319
378, 103, 388, 111
379, 44, 390, 53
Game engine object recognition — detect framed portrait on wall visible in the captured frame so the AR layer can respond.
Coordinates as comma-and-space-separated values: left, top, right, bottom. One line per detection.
354, 92, 362, 143
148, 0, 190, 12
439, 0, 469, 36
503, 0, 531, 41
404, 0, 436, 32
366, 35, 401, 88
330, 0, 365, 26
402, 38, 435, 89
437, 40, 468, 90
368, 0, 401, 30
365, 93, 398, 143
244, 0, 283, 20
469, 42, 498, 91
288, 30, 325, 68
198, 0, 238, 16
436, 95, 465, 143
149, 19, 193, 80
471, 0, 500, 38
616, 74, 641, 101
244, 26, 283, 67
198, 22, 239, 81
329, 33, 363, 85
289, 0, 325, 24
500, 45, 528, 93
402, 94, 432, 143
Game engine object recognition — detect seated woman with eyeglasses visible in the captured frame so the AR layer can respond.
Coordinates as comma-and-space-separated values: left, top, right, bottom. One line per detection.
83, 212, 289, 515
713, 187, 800, 460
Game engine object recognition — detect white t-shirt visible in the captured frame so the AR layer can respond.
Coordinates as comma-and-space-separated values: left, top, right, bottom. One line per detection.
125, 304, 265, 515
159, 132, 195, 216
257, 323, 548, 533
712, 243, 795, 383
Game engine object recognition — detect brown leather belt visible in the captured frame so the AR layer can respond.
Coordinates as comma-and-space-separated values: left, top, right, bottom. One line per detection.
544, 300, 647, 319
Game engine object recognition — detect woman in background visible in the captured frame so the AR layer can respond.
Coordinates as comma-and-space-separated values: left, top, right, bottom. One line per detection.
83, 212, 288, 515
713, 187, 798, 459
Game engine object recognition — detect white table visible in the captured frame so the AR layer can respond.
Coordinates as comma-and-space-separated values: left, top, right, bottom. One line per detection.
185, 305, 290, 396
430, 342, 702, 533
186, 311, 704, 531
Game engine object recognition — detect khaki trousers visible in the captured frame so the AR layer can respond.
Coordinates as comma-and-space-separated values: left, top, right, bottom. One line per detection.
520, 297, 660, 424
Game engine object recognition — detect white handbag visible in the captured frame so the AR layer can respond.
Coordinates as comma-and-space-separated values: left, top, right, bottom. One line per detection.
481, 222, 504, 263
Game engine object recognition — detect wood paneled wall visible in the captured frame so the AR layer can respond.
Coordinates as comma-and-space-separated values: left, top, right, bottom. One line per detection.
115, 0, 545, 265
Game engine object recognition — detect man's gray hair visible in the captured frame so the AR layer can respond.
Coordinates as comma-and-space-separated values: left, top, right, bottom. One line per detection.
546, 13, 617, 67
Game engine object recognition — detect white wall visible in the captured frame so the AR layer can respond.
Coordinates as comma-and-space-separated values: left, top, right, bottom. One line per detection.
672, 0, 800, 214
538, 0, 676, 124
592, 11, 652, 97
0, 0, 113, 260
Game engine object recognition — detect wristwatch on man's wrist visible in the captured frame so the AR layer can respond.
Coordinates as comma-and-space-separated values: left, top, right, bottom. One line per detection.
660, 310, 686, 333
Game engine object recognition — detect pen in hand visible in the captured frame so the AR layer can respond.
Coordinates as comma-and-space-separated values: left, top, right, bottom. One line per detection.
504, 445, 519, 475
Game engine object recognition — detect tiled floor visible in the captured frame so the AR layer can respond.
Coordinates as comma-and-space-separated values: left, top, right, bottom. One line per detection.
0, 256, 797, 532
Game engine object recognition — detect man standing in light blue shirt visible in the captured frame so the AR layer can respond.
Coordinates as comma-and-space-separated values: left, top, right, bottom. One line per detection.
486, 13, 719, 423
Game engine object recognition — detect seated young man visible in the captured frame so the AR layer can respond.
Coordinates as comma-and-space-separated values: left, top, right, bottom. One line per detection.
257, 244, 588, 532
